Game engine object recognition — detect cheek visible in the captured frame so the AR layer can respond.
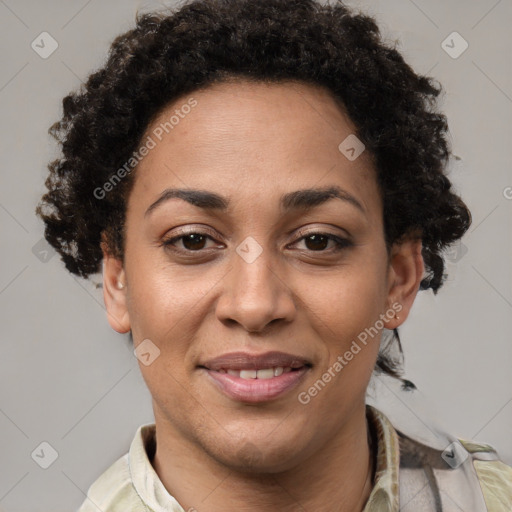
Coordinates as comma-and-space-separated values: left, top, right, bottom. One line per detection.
301, 284, 383, 418
124, 256, 232, 401
302, 254, 388, 378
308, 259, 388, 330
125, 257, 217, 338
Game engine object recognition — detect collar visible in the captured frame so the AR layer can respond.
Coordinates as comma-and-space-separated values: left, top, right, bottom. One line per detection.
363, 404, 400, 511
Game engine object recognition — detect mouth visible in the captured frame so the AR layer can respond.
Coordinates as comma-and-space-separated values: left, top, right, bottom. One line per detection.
212, 366, 302, 379
198, 351, 312, 403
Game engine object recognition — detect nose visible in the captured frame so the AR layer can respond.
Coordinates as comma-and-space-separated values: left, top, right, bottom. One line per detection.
215, 242, 296, 333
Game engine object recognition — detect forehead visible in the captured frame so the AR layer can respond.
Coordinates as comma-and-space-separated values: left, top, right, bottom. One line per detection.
129, 79, 379, 215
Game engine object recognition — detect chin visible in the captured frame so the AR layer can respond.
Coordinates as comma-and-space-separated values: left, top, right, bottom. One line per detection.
202, 433, 308, 474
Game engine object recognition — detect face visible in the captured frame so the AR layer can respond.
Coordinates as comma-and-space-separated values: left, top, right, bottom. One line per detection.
103, 79, 422, 472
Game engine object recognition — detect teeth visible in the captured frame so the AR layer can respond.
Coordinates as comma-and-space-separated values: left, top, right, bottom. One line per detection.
239, 369, 257, 379
219, 366, 293, 379
256, 368, 274, 380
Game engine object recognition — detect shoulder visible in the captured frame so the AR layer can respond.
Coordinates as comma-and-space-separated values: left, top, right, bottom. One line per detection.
77, 422, 187, 512
76, 423, 161, 512
76, 452, 148, 512
398, 429, 512, 511
459, 438, 512, 511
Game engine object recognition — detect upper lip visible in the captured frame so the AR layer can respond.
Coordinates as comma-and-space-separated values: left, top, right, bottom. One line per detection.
200, 351, 312, 371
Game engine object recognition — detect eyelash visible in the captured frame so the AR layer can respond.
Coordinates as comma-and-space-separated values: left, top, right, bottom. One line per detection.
161, 230, 352, 255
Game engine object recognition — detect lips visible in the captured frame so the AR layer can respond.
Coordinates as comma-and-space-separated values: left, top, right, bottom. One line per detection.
199, 351, 312, 403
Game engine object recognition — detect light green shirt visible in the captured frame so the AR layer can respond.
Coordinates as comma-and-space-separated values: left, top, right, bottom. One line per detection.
77, 405, 512, 511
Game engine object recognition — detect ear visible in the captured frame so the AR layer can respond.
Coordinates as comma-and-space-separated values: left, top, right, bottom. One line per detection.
384, 238, 424, 329
101, 240, 131, 333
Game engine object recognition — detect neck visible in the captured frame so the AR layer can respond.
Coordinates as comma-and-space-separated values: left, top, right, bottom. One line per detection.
151, 405, 375, 512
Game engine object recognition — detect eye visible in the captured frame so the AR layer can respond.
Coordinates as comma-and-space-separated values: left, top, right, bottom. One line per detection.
292, 232, 352, 253
162, 231, 219, 252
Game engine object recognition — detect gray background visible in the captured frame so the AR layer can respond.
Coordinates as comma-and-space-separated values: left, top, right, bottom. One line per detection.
0, 0, 511, 511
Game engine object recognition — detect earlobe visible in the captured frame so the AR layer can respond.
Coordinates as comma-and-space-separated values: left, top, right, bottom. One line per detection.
102, 248, 131, 333
385, 238, 424, 329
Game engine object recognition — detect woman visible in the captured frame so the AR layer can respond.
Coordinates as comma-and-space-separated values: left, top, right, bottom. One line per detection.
36, 0, 512, 510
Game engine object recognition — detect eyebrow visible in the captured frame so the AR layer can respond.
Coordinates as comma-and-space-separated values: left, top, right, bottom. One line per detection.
144, 185, 366, 217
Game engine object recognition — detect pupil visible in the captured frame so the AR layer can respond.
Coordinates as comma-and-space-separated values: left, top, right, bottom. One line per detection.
306, 234, 327, 251
184, 234, 205, 250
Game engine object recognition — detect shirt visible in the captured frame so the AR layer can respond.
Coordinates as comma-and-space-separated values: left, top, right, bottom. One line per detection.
77, 405, 512, 511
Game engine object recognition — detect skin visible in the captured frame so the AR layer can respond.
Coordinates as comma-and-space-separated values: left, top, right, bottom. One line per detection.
102, 79, 424, 512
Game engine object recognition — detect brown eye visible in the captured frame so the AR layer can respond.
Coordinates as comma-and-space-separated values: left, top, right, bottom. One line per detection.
295, 232, 352, 253
162, 232, 216, 252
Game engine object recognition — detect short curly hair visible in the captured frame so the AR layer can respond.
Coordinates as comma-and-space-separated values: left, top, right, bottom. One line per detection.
36, 0, 471, 379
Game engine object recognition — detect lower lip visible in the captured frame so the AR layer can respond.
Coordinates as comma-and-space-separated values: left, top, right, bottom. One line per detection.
203, 367, 310, 403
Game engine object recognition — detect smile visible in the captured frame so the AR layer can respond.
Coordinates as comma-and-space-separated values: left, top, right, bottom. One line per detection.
199, 351, 312, 403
